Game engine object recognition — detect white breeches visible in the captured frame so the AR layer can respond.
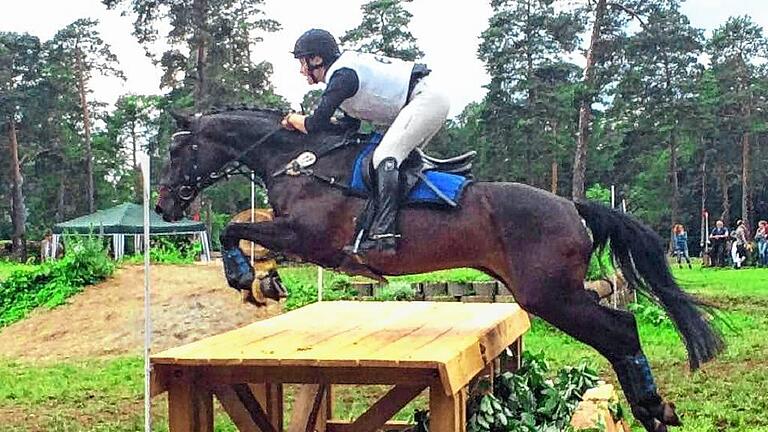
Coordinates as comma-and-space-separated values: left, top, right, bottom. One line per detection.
372, 75, 450, 167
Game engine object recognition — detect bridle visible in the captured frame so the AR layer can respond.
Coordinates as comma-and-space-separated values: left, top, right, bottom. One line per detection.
162, 126, 282, 202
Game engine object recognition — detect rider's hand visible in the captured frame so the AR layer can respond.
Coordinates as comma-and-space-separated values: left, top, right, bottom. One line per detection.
281, 113, 307, 134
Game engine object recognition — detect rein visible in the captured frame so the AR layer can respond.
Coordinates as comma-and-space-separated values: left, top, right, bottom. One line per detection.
270, 129, 362, 193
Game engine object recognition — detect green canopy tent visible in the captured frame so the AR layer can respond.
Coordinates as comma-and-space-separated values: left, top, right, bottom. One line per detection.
52, 202, 211, 261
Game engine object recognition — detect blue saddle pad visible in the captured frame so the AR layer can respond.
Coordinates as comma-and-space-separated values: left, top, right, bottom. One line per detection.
349, 133, 471, 206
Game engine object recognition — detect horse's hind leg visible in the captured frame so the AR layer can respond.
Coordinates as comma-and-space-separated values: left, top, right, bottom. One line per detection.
504, 269, 679, 432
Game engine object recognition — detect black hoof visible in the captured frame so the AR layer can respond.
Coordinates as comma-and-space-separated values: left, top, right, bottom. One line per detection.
259, 272, 287, 301
633, 400, 681, 432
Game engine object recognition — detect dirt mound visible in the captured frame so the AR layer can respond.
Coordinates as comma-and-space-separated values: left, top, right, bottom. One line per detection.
0, 262, 281, 361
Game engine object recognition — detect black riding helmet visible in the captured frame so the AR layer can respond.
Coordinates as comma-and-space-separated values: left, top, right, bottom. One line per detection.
292, 29, 341, 66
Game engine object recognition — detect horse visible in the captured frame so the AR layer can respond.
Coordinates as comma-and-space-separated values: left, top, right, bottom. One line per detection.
155, 107, 723, 432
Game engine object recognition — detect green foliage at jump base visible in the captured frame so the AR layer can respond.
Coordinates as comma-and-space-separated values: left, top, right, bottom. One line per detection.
0, 236, 115, 327
468, 352, 601, 432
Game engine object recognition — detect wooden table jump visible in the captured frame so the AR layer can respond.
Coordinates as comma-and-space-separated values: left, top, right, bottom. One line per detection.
151, 301, 530, 432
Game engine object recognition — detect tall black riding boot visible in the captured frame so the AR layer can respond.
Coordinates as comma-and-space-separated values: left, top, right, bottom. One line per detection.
357, 157, 401, 255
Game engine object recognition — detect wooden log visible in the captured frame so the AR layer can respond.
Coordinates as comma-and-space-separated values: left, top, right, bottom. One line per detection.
447, 282, 469, 297
429, 295, 458, 302
494, 295, 517, 304
471, 281, 497, 297
461, 295, 493, 303
352, 282, 374, 297
496, 283, 513, 296
422, 282, 447, 297
412, 283, 425, 300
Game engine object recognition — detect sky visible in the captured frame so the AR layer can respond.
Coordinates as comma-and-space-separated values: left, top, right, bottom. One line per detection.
1, 0, 767, 118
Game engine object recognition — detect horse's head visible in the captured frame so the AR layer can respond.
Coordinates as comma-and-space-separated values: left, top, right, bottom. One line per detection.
156, 108, 293, 221
155, 112, 232, 221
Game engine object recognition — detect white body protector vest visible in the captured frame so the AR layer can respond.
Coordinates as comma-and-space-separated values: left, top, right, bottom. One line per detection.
325, 51, 414, 126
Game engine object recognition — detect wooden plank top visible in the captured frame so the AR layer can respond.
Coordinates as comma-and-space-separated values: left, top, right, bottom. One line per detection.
151, 301, 530, 395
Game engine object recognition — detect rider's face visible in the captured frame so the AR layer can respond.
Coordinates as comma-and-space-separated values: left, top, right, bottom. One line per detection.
299, 56, 324, 84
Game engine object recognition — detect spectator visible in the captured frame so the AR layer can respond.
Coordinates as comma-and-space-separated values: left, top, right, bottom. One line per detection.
709, 220, 729, 268
672, 224, 692, 269
39, 229, 61, 262
731, 219, 749, 269
756, 220, 768, 267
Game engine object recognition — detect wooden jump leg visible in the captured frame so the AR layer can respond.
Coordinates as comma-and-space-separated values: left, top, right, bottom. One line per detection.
288, 384, 329, 432
168, 370, 213, 432
429, 384, 467, 432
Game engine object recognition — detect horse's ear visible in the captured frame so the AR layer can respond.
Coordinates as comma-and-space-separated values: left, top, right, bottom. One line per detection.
170, 110, 192, 129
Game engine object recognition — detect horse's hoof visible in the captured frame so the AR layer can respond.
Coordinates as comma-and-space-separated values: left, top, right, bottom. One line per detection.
661, 402, 681, 426
260, 276, 284, 301
634, 400, 681, 432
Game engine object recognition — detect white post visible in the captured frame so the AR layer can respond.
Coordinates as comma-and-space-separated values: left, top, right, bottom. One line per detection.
51, 234, 60, 261
317, 267, 324, 302
141, 157, 152, 432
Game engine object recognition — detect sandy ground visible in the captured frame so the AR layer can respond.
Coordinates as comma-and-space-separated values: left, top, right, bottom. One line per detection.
0, 262, 281, 361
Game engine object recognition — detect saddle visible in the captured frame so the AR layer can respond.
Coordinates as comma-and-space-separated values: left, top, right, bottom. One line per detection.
357, 135, 476, 208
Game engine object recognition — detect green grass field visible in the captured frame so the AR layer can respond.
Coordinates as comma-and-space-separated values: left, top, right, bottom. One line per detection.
0, 263, 766, 431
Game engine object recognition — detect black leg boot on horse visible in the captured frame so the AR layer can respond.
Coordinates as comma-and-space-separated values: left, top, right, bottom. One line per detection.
356, 157, 401, 256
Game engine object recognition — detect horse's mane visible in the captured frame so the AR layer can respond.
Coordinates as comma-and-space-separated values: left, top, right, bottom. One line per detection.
200, 105, 287, 118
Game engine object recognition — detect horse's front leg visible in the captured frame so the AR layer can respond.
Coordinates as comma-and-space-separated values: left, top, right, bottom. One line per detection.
220, 220, 299, 302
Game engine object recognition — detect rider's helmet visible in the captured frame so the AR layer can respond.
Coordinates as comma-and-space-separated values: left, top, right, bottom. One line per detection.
292, 29, 341, 66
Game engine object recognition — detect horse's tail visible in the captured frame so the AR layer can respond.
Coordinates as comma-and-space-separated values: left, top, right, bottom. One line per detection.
574, 200, 724, 370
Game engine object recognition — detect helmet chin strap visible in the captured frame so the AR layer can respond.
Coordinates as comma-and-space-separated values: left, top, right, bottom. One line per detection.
305, 58, 324, 84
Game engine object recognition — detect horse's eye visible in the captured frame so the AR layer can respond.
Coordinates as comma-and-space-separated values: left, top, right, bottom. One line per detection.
178, 185, 195, 200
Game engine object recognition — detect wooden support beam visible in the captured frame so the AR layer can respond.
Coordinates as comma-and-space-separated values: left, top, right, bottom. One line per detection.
168, 371, 213, 432
429, 385, 466, 432
331, 385, 426, 432
288, 384, 328, 432
250, 383, 284, 431
212, 384, 277, 432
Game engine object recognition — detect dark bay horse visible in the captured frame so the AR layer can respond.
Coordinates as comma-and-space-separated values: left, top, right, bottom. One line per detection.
155, 107, 723, 432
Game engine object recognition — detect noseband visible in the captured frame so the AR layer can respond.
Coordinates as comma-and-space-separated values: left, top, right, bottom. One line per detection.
165, 126, 282, 202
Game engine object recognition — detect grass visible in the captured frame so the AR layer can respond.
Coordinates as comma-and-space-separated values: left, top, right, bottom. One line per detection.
0, 264, 767, 430
0, 261, 36, 282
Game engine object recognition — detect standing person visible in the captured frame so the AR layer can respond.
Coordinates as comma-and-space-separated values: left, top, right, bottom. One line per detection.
756, 220, 768, 267
281, 29, 450, 255
731, 219, 749, 269
708, 220, 729, 268
39, 229, 61, 262
672, 224, 692, 269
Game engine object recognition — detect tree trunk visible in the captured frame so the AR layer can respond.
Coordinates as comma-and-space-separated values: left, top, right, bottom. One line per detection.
551, 159, 558, 194
76, 49, 94, 213
741, 130, 752, 232
669, 132, 680, 226
716, 164, 730, 224
7, 116, 27, 262
572, 0, 607, 200
56, 173, 65, 222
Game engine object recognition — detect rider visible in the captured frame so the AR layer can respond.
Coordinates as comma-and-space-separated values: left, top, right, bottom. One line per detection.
281, 28, 450, 255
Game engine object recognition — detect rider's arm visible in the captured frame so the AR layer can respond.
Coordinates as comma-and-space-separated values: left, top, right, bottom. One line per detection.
304, 68, 359, 133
